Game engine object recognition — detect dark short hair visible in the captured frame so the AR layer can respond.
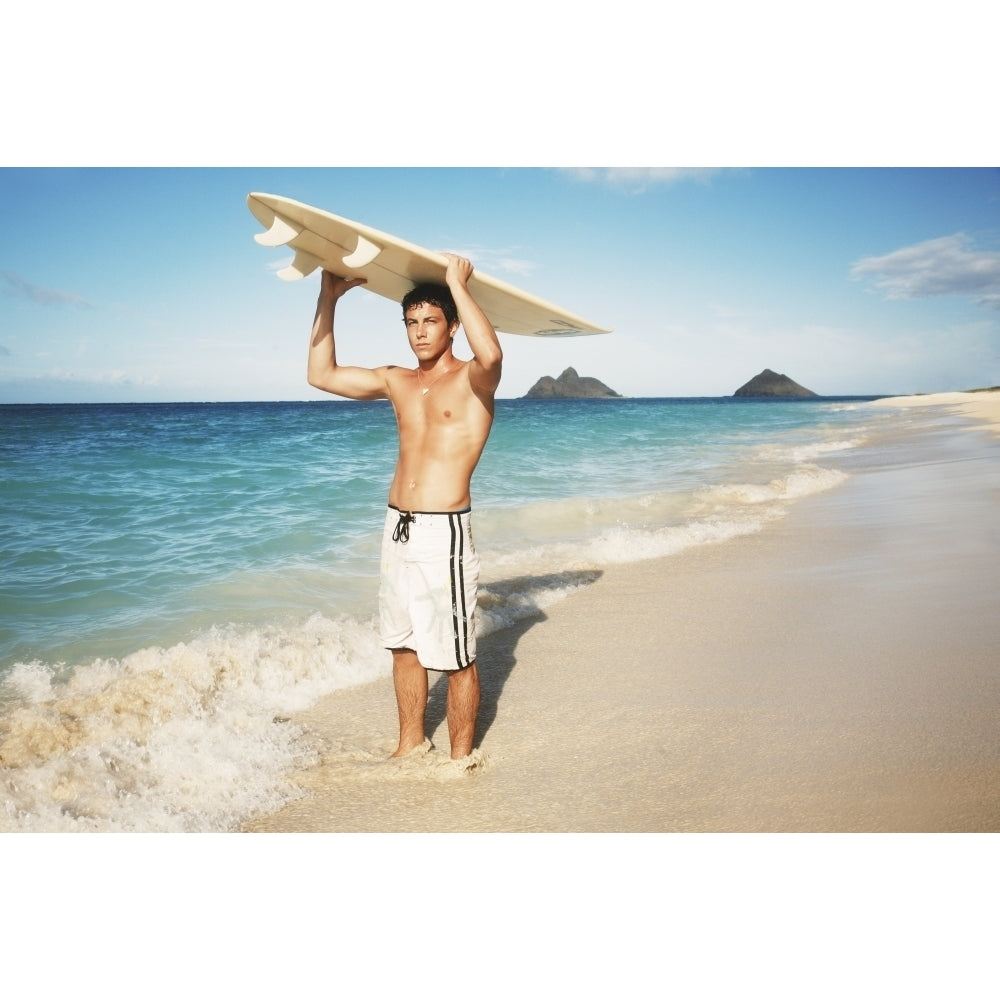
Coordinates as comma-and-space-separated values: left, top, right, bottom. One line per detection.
401, 282, 458, 328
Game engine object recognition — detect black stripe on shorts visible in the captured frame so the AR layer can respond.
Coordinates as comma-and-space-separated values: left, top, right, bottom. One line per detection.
449, 511, 471, 669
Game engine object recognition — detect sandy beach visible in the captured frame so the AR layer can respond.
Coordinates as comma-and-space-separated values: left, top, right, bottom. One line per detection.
246, 390, 1000, 833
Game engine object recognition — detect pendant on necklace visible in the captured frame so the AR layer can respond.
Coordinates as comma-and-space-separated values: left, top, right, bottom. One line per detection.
417, 364, 450, 397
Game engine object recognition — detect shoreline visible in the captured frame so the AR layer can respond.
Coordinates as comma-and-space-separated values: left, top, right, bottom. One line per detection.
872, 387, 1000, 437
246, 390, 1000, 832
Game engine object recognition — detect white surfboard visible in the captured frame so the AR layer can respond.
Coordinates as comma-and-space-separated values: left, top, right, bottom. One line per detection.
247, 192, 611, 337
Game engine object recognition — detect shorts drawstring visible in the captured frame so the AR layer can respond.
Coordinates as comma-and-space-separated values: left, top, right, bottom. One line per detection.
392, 510, 415, 543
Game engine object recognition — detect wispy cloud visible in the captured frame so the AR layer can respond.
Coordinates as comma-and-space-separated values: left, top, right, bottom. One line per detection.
476, 252, 535, 278
434, 245, 535, 279
2, 271, 96, 309
0, 344, 11, 357
851, 234, 1000, 310
42, 368, 160, 387
0, 368, 163, 403
563, 168, 726, 193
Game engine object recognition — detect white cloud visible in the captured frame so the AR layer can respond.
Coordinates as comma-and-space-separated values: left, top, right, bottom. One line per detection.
851, 233, 1000, 310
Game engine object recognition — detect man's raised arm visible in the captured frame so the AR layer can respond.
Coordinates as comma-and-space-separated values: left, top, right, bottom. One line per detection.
307, 271, 388, 400
444, 254, 503, 395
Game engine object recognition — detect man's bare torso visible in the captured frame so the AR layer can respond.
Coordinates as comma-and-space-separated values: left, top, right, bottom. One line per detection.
386, 361, 495, 512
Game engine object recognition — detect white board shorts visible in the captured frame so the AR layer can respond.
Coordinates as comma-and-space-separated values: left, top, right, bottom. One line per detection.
379, 505, 480, 672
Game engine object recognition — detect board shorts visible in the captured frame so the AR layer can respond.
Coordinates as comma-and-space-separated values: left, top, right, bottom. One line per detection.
379, 505, 480, 672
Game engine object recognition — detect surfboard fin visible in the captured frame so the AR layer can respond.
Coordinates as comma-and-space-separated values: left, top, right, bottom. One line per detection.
342, 235, 381, 269
277, 249, 322, 281
254, 212, 301, 247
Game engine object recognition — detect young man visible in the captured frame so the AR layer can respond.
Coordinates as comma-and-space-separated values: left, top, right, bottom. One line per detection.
307, 254, 503, 760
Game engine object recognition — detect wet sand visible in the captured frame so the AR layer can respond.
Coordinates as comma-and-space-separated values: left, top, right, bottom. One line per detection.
246, 390, 1000, 832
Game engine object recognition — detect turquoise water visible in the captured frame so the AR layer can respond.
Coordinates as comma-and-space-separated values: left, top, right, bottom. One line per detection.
0, 396, 891, 830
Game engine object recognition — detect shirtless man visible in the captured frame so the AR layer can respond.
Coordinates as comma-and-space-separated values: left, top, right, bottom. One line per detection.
307, 254, 503, 759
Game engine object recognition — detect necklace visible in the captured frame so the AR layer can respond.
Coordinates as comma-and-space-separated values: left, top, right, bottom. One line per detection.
416, 364, 452, 396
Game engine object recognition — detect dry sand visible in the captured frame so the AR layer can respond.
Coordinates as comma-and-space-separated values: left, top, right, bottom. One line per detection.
873, 387, 1000, 437
246, 390, 1000, 833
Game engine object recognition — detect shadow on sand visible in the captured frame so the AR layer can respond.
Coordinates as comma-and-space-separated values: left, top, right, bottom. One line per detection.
423, 569, 602, 746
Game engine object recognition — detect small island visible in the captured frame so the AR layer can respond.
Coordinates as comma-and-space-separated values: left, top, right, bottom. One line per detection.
733, 369, 818, 398
523, 367, 622, 399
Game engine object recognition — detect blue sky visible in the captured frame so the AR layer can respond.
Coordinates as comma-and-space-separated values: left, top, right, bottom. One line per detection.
3, 4, 997, 403
2, 167, 997, 402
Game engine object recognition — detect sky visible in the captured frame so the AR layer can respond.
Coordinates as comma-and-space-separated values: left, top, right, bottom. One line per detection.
3, 3, 997, 403
2, 166, 997, 402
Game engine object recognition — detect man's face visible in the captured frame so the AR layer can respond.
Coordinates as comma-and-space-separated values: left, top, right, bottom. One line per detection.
404, 302, 456, 360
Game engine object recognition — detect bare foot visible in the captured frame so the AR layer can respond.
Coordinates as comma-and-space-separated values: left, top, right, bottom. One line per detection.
389, 738, 432, 760
436, 748, 490, 774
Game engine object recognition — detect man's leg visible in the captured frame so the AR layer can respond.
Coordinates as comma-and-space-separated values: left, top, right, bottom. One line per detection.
390, 648, 428, 757
446, 661, 480, 759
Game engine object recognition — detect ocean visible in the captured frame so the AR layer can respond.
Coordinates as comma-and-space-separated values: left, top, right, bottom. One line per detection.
1, 395, 893, 831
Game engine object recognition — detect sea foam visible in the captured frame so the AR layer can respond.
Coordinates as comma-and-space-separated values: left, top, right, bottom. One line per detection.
0, 615, 385, 831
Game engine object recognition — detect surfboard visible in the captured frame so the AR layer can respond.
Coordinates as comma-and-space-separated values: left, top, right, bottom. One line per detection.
247, 192, 611, 338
